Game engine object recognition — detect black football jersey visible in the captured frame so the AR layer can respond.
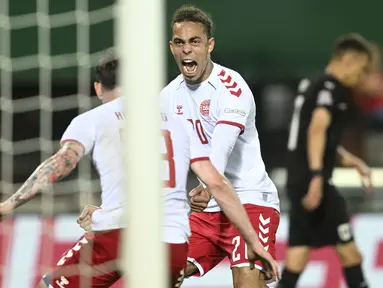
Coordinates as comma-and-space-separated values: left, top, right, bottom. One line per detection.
286, 73, 350, 187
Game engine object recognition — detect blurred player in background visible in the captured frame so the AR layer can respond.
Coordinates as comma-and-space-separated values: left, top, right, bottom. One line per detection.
354, 43, 383, 129
277, 34, 373, 288
0, 50, 125, 287
162, 5, 280, 288
0, 49, 279, 287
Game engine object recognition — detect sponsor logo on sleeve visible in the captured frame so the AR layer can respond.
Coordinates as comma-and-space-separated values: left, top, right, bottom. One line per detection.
223, 108, 247, 117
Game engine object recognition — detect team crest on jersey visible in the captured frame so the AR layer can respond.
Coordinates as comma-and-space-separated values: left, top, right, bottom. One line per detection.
176, 105, 183, 115
200, 100, 211, 117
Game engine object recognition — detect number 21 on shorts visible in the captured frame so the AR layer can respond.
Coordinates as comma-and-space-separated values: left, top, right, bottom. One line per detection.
232, 236, 248, 262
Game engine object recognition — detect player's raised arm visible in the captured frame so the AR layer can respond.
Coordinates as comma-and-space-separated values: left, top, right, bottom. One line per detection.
0, 141, 84, 215
0, 114, 93, 215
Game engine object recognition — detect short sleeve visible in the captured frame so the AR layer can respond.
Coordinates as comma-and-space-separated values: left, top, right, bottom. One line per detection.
61, 115, 95, 155
216, 87, 253, 133
315, 89, 336, 113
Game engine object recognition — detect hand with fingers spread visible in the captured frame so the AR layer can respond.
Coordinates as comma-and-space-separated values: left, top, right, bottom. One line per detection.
77, 205, 101, 232
189, 185, 211, 212
246, 240, 280, 281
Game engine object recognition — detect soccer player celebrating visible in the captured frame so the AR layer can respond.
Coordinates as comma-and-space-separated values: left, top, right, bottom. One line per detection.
0, 50, 126, 287
277, 34, 373, 288
161, 5, 280, 288
0, 50, 279, 287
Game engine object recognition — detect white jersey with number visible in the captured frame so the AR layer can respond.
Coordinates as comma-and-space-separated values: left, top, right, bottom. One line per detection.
61, 97, 209, 242
161, 62, 280, 212
161, 110, 210, 243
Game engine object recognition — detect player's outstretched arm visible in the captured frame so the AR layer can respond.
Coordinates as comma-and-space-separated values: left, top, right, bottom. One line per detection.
0, 141, 84, 215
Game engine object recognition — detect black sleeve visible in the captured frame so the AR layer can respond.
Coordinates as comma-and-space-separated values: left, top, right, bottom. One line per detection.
313, 88, 339, 114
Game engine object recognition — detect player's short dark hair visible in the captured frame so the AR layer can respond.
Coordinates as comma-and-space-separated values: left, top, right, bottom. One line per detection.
171, 5, 214, 39
94, 49, 119, 90
332, 34, 372, 60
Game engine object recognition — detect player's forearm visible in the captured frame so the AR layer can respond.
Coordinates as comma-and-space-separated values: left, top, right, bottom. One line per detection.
307, 125, 327, 170
209, 180, 258, 245
337, 146, 358, 166
192, 160, 258, 245
4, 152, 77, 210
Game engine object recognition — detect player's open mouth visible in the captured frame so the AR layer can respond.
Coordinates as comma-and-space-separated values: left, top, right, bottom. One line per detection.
181, 60, 197, 76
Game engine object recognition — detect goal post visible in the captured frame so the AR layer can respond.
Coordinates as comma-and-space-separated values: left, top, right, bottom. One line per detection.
118, 0, 167, 288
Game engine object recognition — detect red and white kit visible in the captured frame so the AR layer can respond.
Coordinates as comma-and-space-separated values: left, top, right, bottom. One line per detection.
161, 63, 281, 275
46, 97, 209, 288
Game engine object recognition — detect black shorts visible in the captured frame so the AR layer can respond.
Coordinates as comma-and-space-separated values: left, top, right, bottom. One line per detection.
287, 183, 354, 248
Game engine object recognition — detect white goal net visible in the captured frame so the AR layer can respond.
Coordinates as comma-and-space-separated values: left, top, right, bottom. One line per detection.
0, 0, 116, 286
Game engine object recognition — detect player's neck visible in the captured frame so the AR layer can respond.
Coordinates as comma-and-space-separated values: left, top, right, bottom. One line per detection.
200, 60, 214, 83
100, 89, 121, 103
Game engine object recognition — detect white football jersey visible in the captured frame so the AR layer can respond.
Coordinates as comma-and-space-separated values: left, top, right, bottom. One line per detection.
160, 110, 210, 243
61, 97, 126, 231
161, 62, 280, 212
61, 97, 209, 242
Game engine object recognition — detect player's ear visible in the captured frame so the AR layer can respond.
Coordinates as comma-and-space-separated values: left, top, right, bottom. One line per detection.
208, 37, 215, 54
94, 82, 103, 99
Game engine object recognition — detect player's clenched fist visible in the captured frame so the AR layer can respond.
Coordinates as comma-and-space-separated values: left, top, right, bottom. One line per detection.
189, 185, 211, 212
77, 205, 100, 231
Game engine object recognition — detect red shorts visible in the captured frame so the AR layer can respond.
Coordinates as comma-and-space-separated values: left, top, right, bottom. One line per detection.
187, 204, 280, 276
44, 229, 188, 288
168, 242, 188, 288
46, 229, 122, 288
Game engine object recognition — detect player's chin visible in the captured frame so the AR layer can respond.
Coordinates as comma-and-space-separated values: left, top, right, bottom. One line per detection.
182, 71, 201, 84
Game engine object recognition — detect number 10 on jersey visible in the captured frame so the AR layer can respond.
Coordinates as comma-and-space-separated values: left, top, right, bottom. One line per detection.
187, 119, 208, 144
